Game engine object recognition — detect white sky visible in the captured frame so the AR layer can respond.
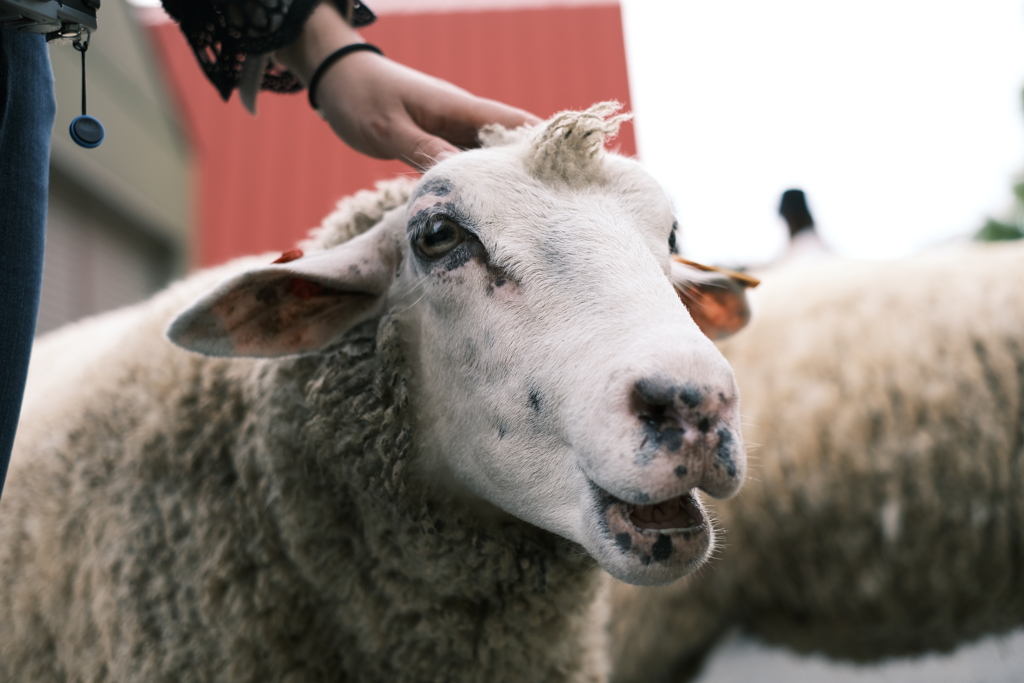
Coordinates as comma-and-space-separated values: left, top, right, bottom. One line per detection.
620, 0, 1024, 264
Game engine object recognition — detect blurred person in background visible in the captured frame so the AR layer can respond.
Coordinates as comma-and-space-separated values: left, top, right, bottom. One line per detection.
0, 0, 537, 498
769, 188, 832, 270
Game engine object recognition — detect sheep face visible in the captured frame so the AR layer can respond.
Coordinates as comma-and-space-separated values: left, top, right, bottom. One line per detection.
168, 106, 747, 586
397, 144, 747, 585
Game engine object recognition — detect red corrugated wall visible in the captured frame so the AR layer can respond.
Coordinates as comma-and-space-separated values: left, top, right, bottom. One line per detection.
150, 4, 634, 267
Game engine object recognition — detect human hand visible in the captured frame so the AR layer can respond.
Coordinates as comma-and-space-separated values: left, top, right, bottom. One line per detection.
314, 52, 540, 170
274, 2, 540, 170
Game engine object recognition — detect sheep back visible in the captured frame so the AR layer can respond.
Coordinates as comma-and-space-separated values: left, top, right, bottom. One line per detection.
611, 241, 1024, 682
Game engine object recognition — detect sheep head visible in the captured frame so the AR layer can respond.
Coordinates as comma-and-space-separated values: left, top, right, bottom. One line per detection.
168, 105, 749, 586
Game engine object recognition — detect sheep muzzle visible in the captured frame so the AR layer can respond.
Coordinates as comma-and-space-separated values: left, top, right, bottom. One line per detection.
591, 482, 712, 583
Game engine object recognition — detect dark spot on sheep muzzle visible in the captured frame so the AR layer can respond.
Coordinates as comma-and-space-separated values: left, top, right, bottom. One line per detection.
632, 378, 691, 459
632, 379, 677, 428
661, 428, 684, 452
679, 384, 703, 408
652, 534, 673, 561
528, 389, 543, 413
716, 428, 737, 477
634, 448, 653, 467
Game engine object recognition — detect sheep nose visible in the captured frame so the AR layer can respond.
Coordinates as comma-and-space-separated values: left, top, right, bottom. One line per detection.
630, 377, 711, 435
629, 376, 743, 498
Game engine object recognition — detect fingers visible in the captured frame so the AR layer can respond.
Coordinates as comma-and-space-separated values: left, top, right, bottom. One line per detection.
443, 96, 541, 151
311, 50, 544, 170
391, 118, 461, 171
410, 88, 542, 150
395, 96, 540, 169
462, 96, 542, 131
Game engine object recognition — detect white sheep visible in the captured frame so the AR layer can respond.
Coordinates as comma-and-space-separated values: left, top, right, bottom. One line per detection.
609, 240, 1024, 682
0, 103, 751, 683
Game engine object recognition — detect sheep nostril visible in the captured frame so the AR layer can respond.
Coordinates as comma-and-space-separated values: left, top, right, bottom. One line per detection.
631, 379, 677, 427
639, 406, 669, 427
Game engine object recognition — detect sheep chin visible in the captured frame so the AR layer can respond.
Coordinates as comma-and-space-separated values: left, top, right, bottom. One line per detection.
586, 482, 713, 586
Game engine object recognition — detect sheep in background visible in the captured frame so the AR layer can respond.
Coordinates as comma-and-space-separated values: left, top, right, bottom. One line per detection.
774, 188, 832, 265
0, 104, 751, 683
746, 188, 833, 277
610, 241, 1024, 683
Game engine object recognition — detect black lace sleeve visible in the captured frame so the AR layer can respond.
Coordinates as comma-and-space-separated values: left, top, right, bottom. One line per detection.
161, 0, 376, 101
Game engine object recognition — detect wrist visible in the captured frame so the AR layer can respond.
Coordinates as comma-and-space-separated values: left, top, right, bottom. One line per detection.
307, 44, 385, 111
273, 1, 364, 85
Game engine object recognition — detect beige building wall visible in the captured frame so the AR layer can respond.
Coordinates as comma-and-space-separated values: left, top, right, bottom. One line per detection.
39, 0, 189, 335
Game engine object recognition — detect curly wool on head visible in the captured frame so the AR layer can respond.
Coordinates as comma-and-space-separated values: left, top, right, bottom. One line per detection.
522, 101, 632, 187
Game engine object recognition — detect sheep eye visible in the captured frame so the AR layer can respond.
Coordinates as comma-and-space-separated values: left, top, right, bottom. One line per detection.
417, 217, 465, 258
668, 222, 679, 254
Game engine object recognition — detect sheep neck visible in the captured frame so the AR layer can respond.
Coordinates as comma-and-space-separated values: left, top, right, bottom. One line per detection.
247, 316, 609, 682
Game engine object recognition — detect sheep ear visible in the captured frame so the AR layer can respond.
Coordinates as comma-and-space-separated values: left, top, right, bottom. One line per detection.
168, 227, 398, 358
671, 257, 758, 341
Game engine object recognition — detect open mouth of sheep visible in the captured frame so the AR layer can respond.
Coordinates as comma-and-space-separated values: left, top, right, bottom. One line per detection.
594, 484, 710, 569
629, 493, 704, 531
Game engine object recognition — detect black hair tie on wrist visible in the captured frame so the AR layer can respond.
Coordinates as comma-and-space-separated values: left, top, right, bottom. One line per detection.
308, 43, 384, 111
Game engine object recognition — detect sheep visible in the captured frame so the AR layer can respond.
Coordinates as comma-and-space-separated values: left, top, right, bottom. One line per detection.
767, 188, 833, 271
0, 103, 751, 683
609, 240, 1024, 683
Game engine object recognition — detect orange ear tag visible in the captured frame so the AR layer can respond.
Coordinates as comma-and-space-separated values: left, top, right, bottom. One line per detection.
672, 255, 760, 289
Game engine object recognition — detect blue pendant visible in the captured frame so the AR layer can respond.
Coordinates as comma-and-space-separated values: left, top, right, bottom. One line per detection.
70, 114, 104, 148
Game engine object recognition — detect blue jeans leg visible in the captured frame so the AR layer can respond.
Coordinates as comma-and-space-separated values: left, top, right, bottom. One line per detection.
0, 29, 55, 501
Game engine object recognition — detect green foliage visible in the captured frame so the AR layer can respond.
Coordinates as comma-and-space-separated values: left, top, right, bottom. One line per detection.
975, 93, 1024, 242
976, 181, 1024, 242
976, 219, 1024, 242
1014, 180, 1024, 204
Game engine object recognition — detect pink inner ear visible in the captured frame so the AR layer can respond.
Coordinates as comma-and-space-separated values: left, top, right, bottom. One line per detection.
272, 249, 304, 264
676, 285, 751, 341
289, 278, 325, 301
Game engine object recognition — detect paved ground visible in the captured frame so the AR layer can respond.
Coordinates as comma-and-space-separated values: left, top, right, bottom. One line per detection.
693, 628, 1024, 683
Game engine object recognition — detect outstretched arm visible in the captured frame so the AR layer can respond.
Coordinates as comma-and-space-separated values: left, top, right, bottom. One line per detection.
274, 2, 540, 170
